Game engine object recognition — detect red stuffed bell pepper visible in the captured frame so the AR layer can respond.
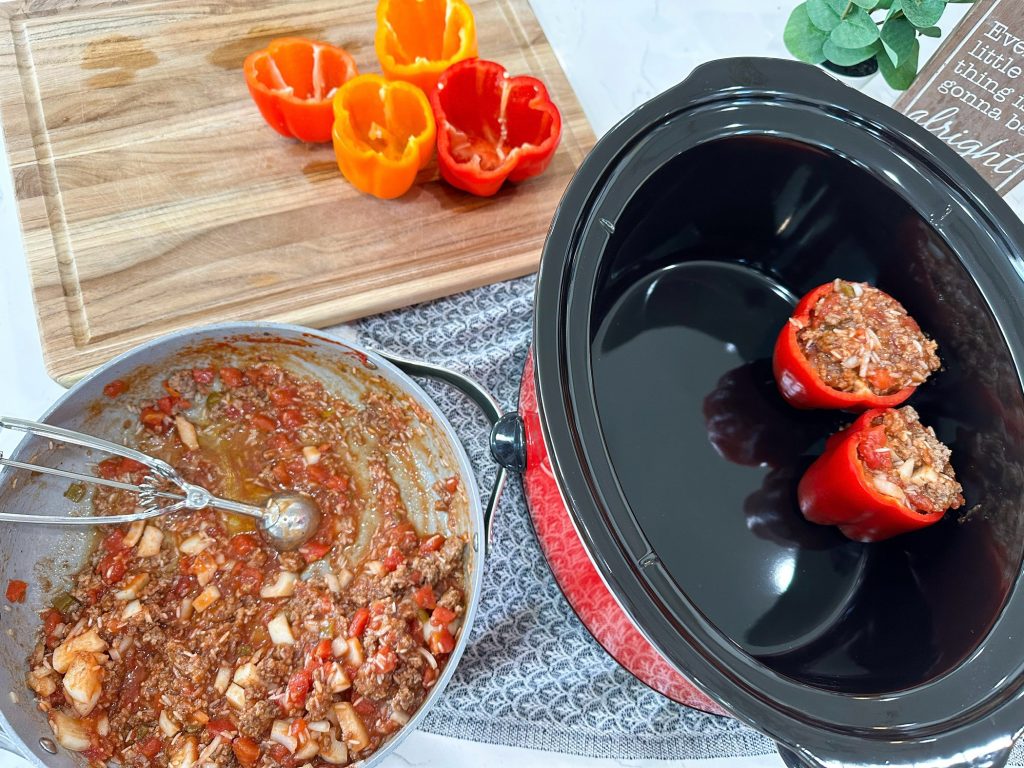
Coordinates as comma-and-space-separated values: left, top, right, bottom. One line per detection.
244, 37, 358, 143
798, 406, 964, 542
773, 279, 940, 410
430, 58, 562, 197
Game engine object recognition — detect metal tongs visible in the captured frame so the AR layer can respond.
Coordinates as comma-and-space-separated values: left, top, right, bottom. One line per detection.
0, 417, 320, 550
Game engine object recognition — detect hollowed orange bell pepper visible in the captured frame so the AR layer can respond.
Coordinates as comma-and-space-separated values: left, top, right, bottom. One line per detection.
375, 0, 477, 93
332, 74, 436, 199
244, 37, 358, 143
431, 58, 562, 197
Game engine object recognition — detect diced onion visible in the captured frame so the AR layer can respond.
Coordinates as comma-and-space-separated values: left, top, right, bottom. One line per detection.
872, 475, 907, 503
418, 646, 438, 669
324, 573, 341, 594
232, 662, 260, 688
226, 682, 246, 710
53, 630, 107, 674
294, 738, 319, 760
175, 415, 200, 451
136, 526, 164, 557
345, 637, 363, 666
320, 736, 348, 765
96, 712, 110, 737
390, 708, 410, 725
260, 571, 297, 599
268, 613, 295, 645
308, 720, 332, 733
49, 711, 92, 752
179, 597, 194, 622
121, 600, 143, 619
170, 736, 199, 768
302, 446, 321, 465
178, 533, 212, 555
114, 573, 150, 600
331, 635, 347, 658
271, 720, 298, 753
213, 666, 231, 694
327, 664, 351, 693
192, 585, 221, 612
159, 709, 181, 737
334, 702, 370, 751
898, 458, 916, 482
123, 520, 146, 548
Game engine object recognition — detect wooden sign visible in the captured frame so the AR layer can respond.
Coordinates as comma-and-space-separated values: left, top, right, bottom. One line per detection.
895, 0, 1024, 195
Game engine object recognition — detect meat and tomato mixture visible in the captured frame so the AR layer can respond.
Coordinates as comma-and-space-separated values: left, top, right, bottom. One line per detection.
27, 363, 468, 767
857, 406, 964, 514
794, 280, 940, 396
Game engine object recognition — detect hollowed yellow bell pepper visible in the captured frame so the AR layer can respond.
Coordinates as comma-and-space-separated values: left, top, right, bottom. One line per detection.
375, 0, 477, 93
331, 74, 436, 199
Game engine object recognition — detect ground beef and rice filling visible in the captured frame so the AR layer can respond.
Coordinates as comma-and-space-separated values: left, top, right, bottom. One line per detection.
794, 280, 940, 396
857, 406, 964, 514
26, 362, 467, 768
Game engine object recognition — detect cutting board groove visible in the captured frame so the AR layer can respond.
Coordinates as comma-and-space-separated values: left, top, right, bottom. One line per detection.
0, 0, 594, 383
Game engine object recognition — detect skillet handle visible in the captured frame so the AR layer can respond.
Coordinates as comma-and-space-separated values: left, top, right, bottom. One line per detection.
374, 351, 507, 553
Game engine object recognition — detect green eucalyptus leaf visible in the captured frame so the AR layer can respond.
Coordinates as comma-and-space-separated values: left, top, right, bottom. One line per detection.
806, 0, 846, 32
886, 0, 903, 19
879, 36, 919, 89
831, 6, 881, 48
880, 16, 917, 66
876, 0, 894, 7
901, 0, 945, 27
850, 0, 879, 7
785, 4, 829, 63
918, 25, 942, 36
824, 38, 881, 65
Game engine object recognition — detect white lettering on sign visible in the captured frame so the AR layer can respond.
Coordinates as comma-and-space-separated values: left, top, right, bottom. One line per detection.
906, 107, 1024, 185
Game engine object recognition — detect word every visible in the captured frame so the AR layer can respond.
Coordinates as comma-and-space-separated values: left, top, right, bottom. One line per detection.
904, 107, 1024, 180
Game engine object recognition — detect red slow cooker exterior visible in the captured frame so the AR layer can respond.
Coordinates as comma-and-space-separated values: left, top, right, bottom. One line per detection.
518, 352, 724, 715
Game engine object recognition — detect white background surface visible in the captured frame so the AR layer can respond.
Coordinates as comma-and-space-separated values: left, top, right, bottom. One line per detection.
0, 1, 970, 766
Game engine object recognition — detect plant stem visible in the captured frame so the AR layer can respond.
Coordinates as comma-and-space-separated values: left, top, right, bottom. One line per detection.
841, 1, 854, 20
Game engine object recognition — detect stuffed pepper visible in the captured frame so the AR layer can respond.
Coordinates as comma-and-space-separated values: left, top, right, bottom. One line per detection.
773, 280, 940, 410
798, 406, 964, 542
244, 37, 358, 143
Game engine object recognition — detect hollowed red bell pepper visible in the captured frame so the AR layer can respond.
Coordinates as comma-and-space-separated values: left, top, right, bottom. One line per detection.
244, 38, 358, 143
772, 283, 917, 410
798, 408, 946, 542
430, 58, 562, 197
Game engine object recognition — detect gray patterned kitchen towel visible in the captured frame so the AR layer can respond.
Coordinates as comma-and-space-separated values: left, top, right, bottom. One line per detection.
347, 276, 775, 760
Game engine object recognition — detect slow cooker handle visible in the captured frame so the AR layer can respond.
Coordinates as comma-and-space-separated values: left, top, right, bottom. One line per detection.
777, 740, 1015, 768
375, 351, 507, 552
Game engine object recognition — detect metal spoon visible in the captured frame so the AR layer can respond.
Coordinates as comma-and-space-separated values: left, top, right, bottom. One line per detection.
0, 416, 321, 551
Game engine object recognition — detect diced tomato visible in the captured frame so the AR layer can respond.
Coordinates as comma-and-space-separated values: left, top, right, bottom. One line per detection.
171, 574, 195, 597
409, 569, 423, 584
905, 487, 942, 515
288, 718, 309, 740
41, 608, 62, 636
348, 607, 370, 638
392, 522, 419, 551
232, 736, 261, 767
267, 742, 296, 766
157, 395, 175, 415
867, 368, 895, 393
220, 367, 245, 388
280, 408, 305, 428
299, 540, 330, 563
272, 462, 291, 484
236, 566, 263, 594
270, 433, 294, 452
429, 628, 456, 655
325, 474, 349, 491
857, 425, 893, 472
445, 476, 459, 493
139, 407, 166, 430
431, 606, 457, 625
191, 367, 215, 385
83, 744, 112, 765
269, 388, 297, 407
413, 585, 436, 610
420, 534, 445, 553
305, 463, 330, 485
312, 638, 333, 660
252, 413, 277, 432
423, 664, 439, 687
97, 458, 122, 480
383, 545, 404, 573
286, 670, 312, 709
97, 554, 126, 585
5, 579, 26, 603
372, 645, 398, 674
102, 379, 128, 398
228, 533, 259, 558
353, 696, 377, 719
137, 735, 163, 760
206, 717, 236, 737
102, 529, 126, 553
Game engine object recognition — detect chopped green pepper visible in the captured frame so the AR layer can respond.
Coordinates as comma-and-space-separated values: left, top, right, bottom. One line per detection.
63, 482, 86, 503
51, 592, 80, 615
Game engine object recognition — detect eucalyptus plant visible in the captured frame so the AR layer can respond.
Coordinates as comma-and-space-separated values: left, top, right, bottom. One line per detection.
784, 0, 976, 89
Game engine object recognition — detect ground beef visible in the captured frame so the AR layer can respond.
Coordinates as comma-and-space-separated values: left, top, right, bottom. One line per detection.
795, 280, 940, 396
858, 406, 964, 514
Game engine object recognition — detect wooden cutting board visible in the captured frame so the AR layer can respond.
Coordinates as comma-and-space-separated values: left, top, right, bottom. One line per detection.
0, 0, 594, 384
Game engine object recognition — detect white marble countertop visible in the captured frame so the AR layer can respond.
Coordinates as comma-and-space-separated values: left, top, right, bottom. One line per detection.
0, 1, 968, 766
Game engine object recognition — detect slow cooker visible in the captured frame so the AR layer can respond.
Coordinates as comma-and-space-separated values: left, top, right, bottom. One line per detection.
491, 57, 1024, 767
